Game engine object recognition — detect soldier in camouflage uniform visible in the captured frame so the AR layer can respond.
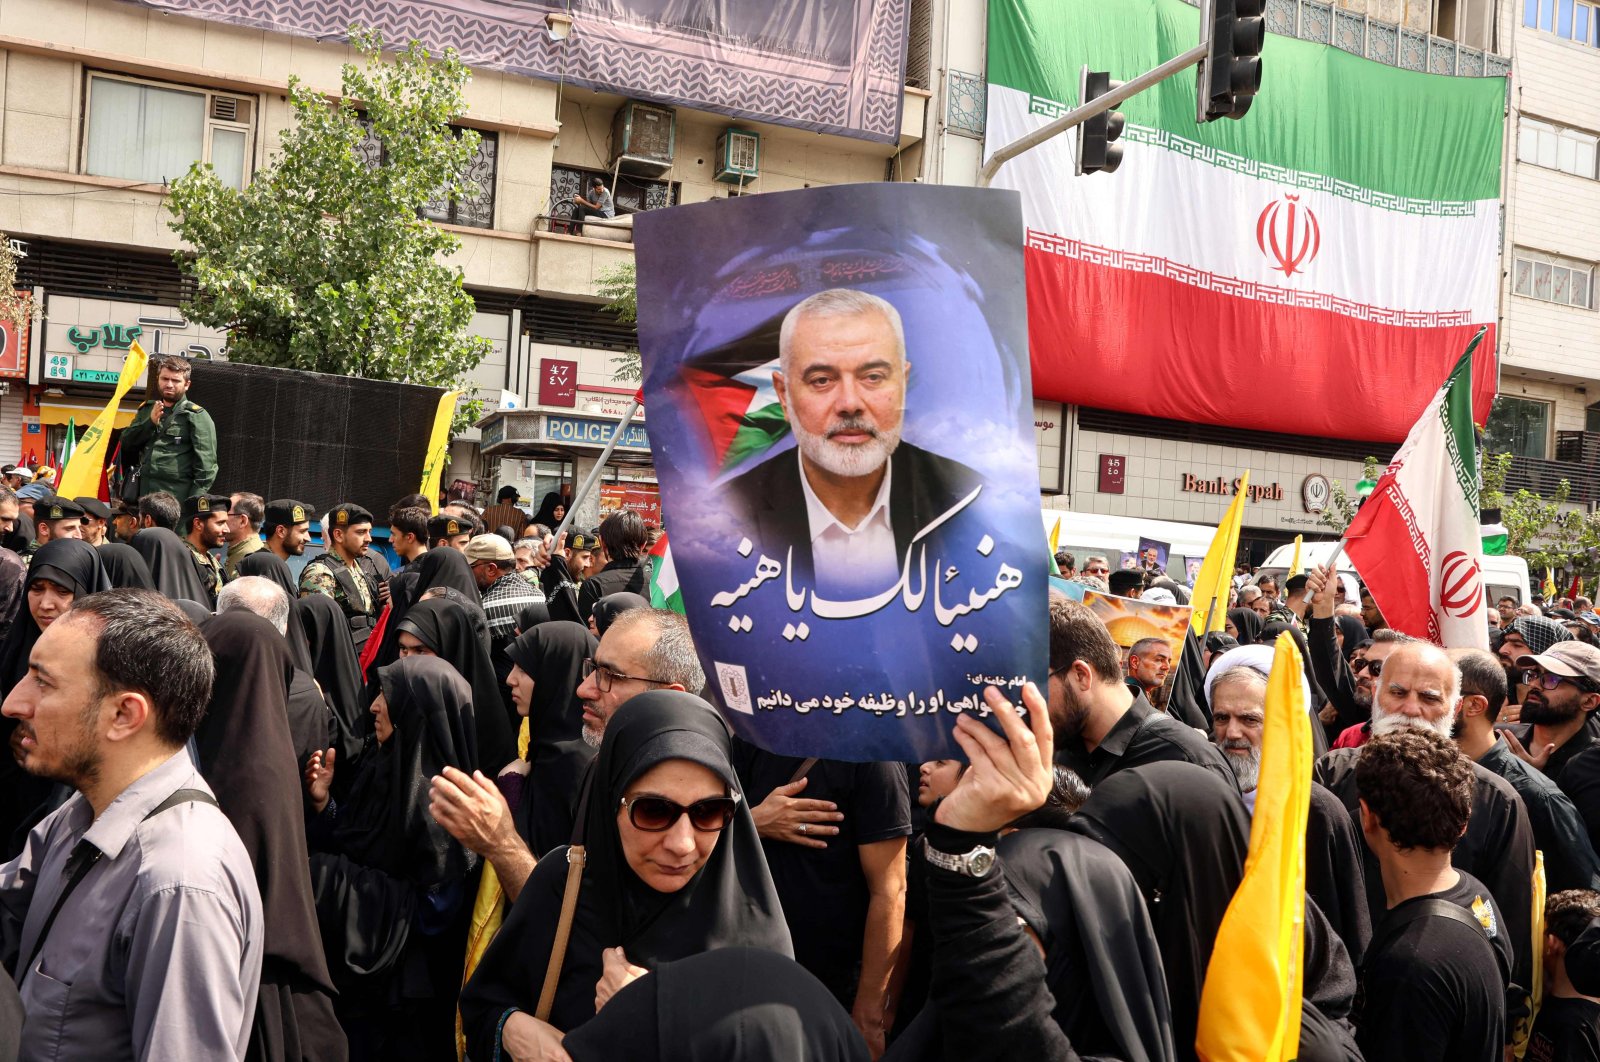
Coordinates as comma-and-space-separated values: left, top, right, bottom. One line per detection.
299, 502, 379, 650
181, 493, 230, 608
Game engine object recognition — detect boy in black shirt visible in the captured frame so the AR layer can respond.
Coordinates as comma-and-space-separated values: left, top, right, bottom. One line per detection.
1529, 890, 1600, 1062
1355, 729, 1508, 1062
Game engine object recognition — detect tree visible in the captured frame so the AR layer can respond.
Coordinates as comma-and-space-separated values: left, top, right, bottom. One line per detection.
1317, 456, 1380, 534
1480, 450, 1596, 575
0, 234, 39, 336
597, 261, 642, 382
166, 29, 492, 396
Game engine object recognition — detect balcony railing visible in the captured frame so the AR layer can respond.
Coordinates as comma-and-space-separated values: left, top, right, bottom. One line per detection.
1504, 445, 1600, 507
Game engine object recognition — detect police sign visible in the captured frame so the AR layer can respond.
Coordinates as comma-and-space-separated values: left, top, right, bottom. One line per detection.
543, 415, 650, 451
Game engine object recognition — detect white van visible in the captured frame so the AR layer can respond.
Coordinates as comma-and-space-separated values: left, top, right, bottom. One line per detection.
1255, 540, 1532, 606
1041, 510, 1220, 583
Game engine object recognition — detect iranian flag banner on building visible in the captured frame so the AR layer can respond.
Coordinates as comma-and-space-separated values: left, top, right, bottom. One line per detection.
987, 0, 1506, 442
1344, 329, 1490, 649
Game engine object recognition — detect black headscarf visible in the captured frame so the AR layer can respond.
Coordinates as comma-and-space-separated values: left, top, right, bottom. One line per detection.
331, 655, 479, 885
131, 526, 212, 605
999, 829, 1175, 1062
460, 691, 792, 1045
238, 548, 298, 600
506, 621, 598, 858
95, 542, 154, 590
517, 601, 551, 635
531, 492, 565, 528
592, 592, 649, 636
295, 594, 366, 766
413, 547, 481, 604
1226, 608, 1263, 646
193, 611, 337, 997
0, 547, 22, 646
397, 598, 516, 773
0, 539, 111, 694
1332, 615, 1368, 661
1065, 762, 1250, 1062
564, 947, 868, 1062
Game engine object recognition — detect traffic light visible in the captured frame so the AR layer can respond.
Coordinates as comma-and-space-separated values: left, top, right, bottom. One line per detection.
1197, 0, 1265, 122
1075, 67, 1126, 176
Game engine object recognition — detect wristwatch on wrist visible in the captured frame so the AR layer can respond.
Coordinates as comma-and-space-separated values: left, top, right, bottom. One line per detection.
923, 841, 997, 878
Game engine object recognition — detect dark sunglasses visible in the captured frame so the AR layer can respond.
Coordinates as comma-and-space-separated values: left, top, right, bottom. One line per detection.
1351, 658, 1383, 677
620, 793, 739, 833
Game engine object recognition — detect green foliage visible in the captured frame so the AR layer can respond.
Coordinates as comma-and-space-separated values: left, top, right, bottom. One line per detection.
166, 28, 492, 393
1317, 456, 1381, 534
1480, 450, 1600, 575
0, 234, 39, 335
598, 261, 642, 383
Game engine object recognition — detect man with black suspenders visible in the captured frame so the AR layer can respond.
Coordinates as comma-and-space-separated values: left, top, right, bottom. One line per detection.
0, 589, 262, 1060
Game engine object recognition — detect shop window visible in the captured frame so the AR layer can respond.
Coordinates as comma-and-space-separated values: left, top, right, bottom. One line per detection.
1484, 395, 1552, 458
84, 73, 254, 190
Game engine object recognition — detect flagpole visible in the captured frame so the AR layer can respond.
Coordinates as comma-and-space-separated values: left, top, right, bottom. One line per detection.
553, 396, 641, 541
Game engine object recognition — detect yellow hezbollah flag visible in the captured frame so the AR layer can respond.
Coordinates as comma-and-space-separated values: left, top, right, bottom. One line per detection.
1195, 630, 1312, 1062
1289, 535, 1304, 578
1189, 471, 1250, 635
57, 341, 149, 499
419, 390, 462, 514
1047, 516, 1063, 576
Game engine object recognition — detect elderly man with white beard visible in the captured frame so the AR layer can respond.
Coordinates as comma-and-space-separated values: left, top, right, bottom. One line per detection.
1316, 639, 1537, 1028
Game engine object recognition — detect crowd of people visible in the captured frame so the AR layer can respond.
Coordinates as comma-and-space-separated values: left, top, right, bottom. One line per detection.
3, 399, 1600, 1062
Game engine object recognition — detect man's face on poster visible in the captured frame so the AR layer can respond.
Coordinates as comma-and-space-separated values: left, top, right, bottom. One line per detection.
773, 308, 907, 481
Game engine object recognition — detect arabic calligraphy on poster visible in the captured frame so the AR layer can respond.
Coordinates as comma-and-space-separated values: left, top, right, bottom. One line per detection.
634, 184, 1046, 762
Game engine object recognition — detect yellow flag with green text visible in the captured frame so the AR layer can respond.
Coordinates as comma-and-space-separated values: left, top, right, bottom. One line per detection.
57, 341, 148, 499
1188, 471, 1250, 635
1289, 535, 1304, 577
419, 390, 461, 514
1195, 631, 1311, 1061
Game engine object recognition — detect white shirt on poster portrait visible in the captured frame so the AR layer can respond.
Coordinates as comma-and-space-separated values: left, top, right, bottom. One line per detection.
799, 448, 899, 599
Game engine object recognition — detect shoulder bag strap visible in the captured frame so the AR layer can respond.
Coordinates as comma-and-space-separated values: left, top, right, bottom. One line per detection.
534, 844, 586, 1023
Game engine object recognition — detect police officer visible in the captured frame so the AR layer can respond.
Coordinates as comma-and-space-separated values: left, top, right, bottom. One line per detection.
24, 495, 85, 565
182, 493, 230, 607
299, 502, 379, 649
120, 355, 217, 504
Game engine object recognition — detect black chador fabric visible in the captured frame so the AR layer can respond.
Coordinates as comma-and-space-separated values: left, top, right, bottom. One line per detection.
95, 541, 154, 590
999, 829, 1176, 1062
517, 601, 551, 635
1306, 781, 1372, 967
531, 492, 565, 528
296, 594, 367, 768
564, 947, 869, 1062
1333, 615, 1369, 660
592, 592, 649, 636
131, 526, 213, 605
460, 691, 793, 1053
365, 548, 483, 683
1164, 630, 1213, 730
194, 610, 344, 1062
329, 655, 479, 885
240, 548, 299, 600
396, 598, 516, 774
505, 621, 597, 859
1227, 608, 1264, 646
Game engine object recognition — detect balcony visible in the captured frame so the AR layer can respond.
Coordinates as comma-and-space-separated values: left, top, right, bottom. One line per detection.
1504, 433, 1600, 507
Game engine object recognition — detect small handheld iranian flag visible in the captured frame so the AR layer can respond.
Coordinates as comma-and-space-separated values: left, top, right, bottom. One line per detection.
1344, 328, 1489, 649
647, 533, 684, 614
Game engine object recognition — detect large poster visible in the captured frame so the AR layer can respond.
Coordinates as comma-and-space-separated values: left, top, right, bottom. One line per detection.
635, 184, 1047, 763
131, 0, 908, 144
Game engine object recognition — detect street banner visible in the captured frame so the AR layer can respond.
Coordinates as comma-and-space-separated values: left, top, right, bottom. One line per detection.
57, 341, 148, 499
1344, 329, 1490, 648
1083, 589, 1192, 662
634, 184, 1047, 762
987, 0, 1504, 443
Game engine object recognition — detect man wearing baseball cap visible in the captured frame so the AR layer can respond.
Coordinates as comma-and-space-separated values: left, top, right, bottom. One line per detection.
464, 533, 544, 654
1503, 641, 1600, 784
0, 464, 24, 491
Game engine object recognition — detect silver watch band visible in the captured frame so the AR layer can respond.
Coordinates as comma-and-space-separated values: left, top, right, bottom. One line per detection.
922, 841, 997, 878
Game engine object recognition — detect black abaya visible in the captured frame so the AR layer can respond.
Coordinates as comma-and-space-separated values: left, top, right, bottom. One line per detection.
296, 593, 367, 767
396, 598, 516, 773
564, 947, 869, 1062
95, 541, 154, 590
131, 526, 213, 605
239, 548, 299, 600
194, 610, 345, 1062
505, 621, 597, 858
460, 691, 793, 1054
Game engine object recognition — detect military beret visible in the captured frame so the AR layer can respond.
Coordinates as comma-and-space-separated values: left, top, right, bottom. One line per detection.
39, 494, 85, 522
568, 531, 601, 551
73, 497, 112, 521
264, 499, 312, 529
328, 502, 373, 527
182, 493, 232, 522
427, 513, 467, 540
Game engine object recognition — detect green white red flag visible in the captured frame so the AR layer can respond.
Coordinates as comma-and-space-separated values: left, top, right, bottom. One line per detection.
647, 532, 684, 614
1344, 329, 1490, 649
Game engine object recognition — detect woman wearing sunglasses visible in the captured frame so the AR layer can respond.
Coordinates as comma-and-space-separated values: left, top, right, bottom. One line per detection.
461, 689, 793, 1062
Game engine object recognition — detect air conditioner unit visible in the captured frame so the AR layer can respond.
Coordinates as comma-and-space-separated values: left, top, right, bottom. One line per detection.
609, 100, 676, 178
713, 128, 760, 184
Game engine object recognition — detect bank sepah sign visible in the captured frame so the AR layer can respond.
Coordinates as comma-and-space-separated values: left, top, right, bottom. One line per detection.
1180, 474, 1285, 503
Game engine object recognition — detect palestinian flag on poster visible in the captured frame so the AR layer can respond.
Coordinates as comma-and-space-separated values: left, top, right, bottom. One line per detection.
674, 315, 791, 474
1344, 330, 1489, 649
648, 533, 684, 614
986, 0, 1505, 442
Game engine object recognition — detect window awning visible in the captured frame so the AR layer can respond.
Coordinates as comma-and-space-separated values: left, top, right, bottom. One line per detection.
37, 402, 137, 429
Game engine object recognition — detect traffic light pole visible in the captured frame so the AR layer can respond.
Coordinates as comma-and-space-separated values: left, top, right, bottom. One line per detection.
975, 43, 1207, 188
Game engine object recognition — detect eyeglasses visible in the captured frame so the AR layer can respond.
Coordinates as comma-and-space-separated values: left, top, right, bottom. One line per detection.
1352, 658, 1383, 677
619, 794, 739, 832
582, 658, 667, 693
1521, 668, 1595, 693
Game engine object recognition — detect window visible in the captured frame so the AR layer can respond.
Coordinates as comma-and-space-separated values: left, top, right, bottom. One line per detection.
355, 124, 498, 230
1587, 403, 1600, 433
1518, 118, 1600, 179
1512, 248, 1595, 308
547, 165, 679, 222
84, 74, 254, 189
1524, 0, 1600, 43
1484, 396, 1552, 458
